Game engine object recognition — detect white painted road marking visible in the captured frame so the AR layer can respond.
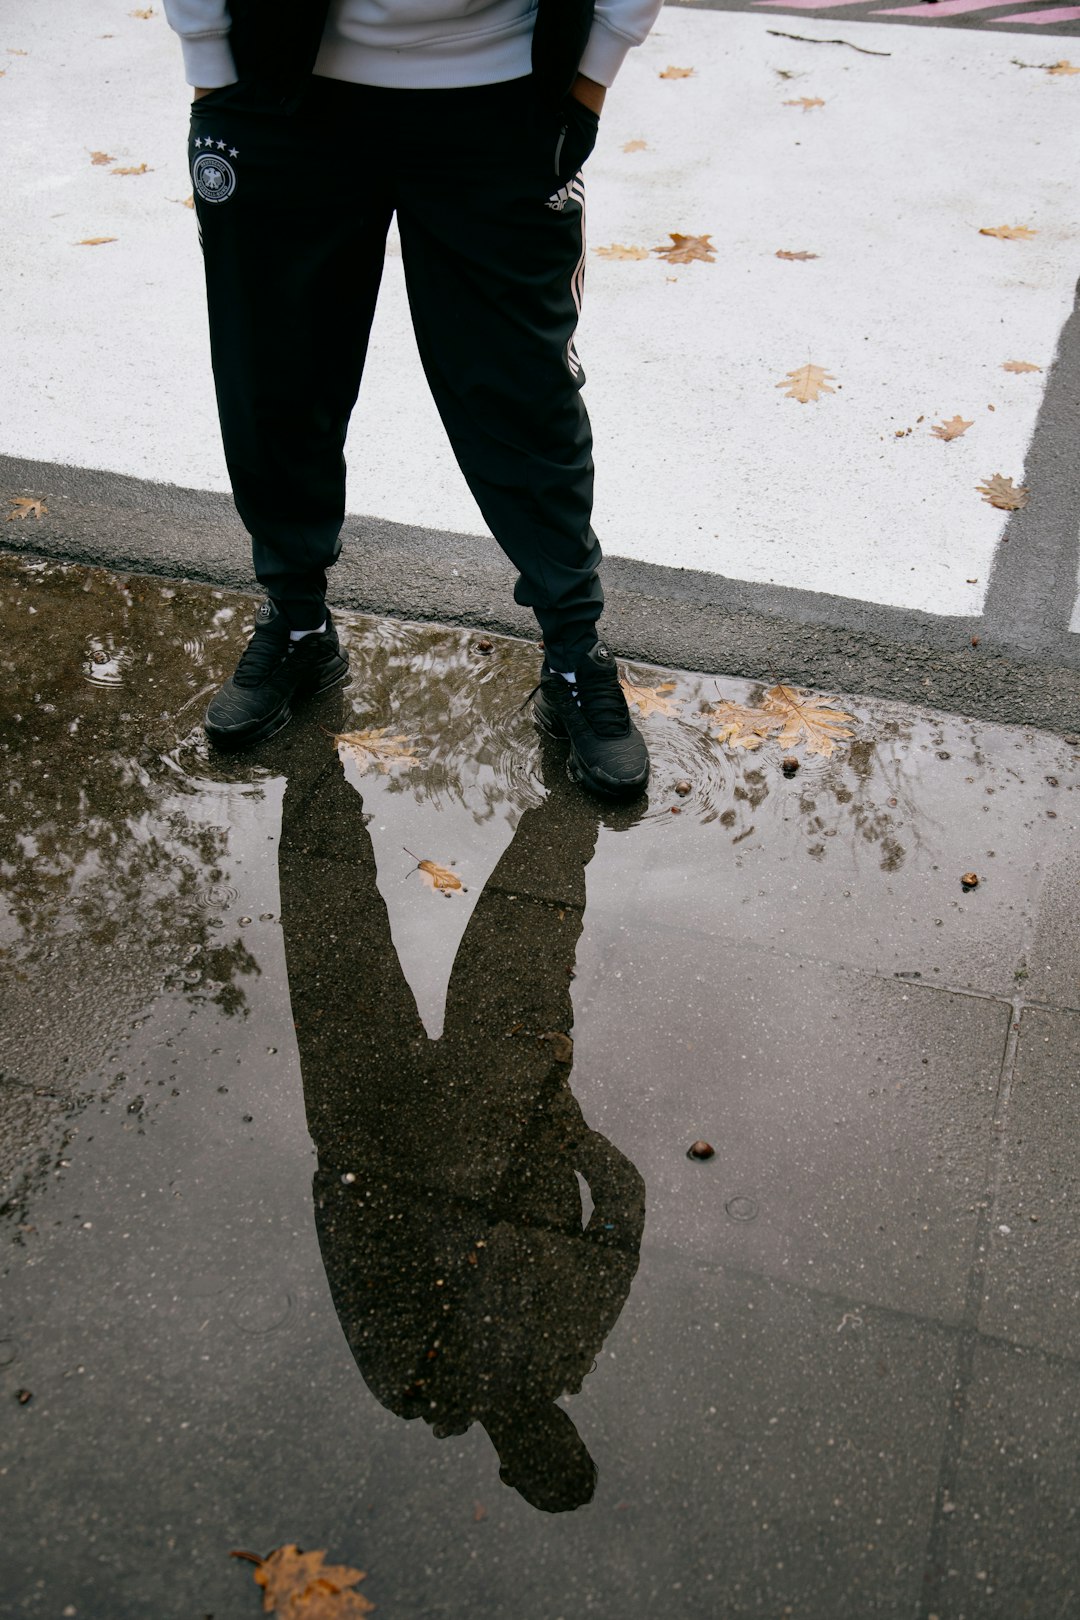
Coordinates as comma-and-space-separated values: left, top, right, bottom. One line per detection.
0, 2, 1078, 628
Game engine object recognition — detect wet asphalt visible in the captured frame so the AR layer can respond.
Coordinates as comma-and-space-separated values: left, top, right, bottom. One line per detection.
2, 554, 1079, 1619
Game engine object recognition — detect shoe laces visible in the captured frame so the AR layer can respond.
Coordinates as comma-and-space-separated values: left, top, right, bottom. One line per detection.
234, 621, 289, 687
568, 663, 629, 737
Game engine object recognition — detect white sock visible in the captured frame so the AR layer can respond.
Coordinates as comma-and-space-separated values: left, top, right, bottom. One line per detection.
289, 621, 326, 642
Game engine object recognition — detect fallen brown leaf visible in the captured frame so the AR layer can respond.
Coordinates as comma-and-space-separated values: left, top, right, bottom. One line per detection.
541, 1031, 574, 1063
1046, 59, 1080, 74
652, 233, 715, 264
621, 138, 648, 152
8, 48, 28, 55
89, 151, 116, 165
783, 96, 825, 111
1001, 359, 1041, 373
334, 727, 418, 774
979, 224, 1038, 240
174, 194, 195, 207
130, 7, 155, 16
593, 243, 650, 261
620, 678, 680, 717
977, 473, 1029, 511
708, 685, 855, 758
404, 849, 463, 894
775, 249, 819, 261
659, 65, 695, 78
6, 497, 47, 521
233, 1545, 374, 1618
75, 237, 117, 246
111, 162, 152, 175
931, 415, 974, 442
775, 362, 836, 403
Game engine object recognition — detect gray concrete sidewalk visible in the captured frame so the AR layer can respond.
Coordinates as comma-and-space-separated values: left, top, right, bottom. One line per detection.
2, 554, 1078, 1619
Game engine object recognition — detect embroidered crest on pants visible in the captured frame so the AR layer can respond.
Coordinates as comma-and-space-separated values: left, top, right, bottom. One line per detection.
193, 150, 236, 204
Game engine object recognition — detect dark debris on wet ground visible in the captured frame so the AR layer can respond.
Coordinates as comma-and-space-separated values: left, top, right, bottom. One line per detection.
2, 554, 1079, 1619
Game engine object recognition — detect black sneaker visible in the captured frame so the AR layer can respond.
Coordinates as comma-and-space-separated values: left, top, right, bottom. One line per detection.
204, 601, 349, 750
532, 642, 650, 799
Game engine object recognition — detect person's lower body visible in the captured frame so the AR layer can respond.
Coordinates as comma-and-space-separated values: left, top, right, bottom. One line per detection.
189, 76, 647, 791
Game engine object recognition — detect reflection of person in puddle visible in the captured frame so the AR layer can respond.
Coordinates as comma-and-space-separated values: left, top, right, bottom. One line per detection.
277, 726, 645, 1513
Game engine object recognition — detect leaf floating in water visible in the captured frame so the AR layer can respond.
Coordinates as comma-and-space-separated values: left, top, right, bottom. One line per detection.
708, 685, 855, 758
619, 678, 680, 717
404, 848, 464, 895
231, 1544, 375, 1616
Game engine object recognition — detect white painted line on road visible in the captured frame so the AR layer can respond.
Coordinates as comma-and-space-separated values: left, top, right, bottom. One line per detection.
0, 3, 1077, 621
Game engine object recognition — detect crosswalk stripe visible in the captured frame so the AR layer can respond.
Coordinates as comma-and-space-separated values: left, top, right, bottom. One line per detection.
994, 4, 1080, 17
875, 0, 1039, 15
755, 0, 1079, 15
753, 0, 879, 10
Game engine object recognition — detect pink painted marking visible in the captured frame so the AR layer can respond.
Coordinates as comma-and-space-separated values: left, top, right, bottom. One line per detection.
993, 5, 1080, 18
876, 0, 1079, 13
753, 0, 875, 10
875, 0, 1021, 15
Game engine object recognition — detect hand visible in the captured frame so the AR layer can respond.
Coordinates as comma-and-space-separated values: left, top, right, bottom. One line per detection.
568, 73, 605, 116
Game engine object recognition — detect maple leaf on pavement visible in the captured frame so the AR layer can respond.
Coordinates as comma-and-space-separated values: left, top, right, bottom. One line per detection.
659, 65, 695, 78
130, 7, 155, 17
1046, 59, 1080, 74
652, 233, 715, 264
784, 96, 825, 111
235, 1545, 375, 1617
111, 162, 152, 175
622, 138, 648, 152
979, 224, 1037, 240
593, 243, 650, 261
775, 250, 819, 261
76, 237, 118, 246
931, 415, 974, 442
89, 151, 115, 165
333, 728, 418, 774
977, 473, 1029, 511
775, 363, 836, 403
7, 497, 47, 521
1002, 359, 1041, 373
619, 678, 681, 718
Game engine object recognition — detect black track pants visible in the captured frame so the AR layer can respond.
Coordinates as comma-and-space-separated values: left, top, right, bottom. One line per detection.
189, 75, 605, 668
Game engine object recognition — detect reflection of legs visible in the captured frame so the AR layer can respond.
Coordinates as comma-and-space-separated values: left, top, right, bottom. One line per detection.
193, 82, 391, 628
396, 82, 603, 672
276, 729, 426, 1156
439, 758, 646, 1512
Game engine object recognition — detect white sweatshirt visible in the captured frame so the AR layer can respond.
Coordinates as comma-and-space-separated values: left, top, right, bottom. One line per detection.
163, 0, 664, 92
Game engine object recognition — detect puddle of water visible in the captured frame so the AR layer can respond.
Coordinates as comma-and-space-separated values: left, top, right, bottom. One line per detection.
1, 555, 1078, 1618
